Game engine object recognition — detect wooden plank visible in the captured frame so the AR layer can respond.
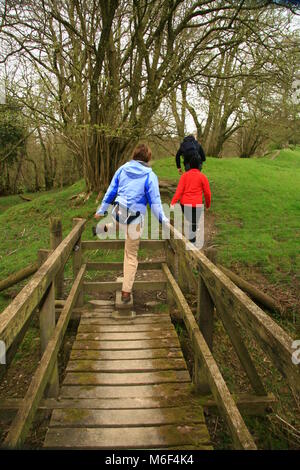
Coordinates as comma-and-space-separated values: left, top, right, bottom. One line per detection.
63, 370, 190, 386
81, 310, 169, 318
43, 424, 211, 449
0, 218, 86, 351
75, 330, 177, 341
66, 358, 187, 372
49, 406, 205, 427
200, 392, 277, 416
197, 274, 214, 351
169, 225, 300, 395
39, 281, 59, 398
70, 348, 182, 361
79, 316, 171, 325
72, 218, 84, 307
77, 323, 172, 333
60, 383, 193, 399
83, 280, 166, 294
1, 393, 277, 415
3, 265, 86, 449
84, 307, 114, 312
88, 300, 114, 306
82, 240, 166, 251
86, 260, 165, 271
195, 273, 214, 394
162, 262, 257, 450
72, 338, 180, 350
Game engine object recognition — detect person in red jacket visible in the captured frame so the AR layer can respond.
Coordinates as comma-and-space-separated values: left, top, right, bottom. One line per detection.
171, 156, 211, 244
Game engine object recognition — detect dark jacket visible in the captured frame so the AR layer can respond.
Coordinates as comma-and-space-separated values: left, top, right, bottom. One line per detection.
175, 136, 206, 169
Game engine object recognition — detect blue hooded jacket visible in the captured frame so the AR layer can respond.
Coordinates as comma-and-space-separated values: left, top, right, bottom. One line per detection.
96, 160, 168, 224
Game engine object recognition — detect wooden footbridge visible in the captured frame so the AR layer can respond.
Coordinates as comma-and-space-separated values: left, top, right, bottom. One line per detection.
0, 218, 299, 450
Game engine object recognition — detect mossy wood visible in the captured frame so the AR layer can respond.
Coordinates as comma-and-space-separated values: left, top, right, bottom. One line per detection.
169, 225, 300, 395
3, 264, 86, 448
0, 219, 86, 351
162, 262, 257, 450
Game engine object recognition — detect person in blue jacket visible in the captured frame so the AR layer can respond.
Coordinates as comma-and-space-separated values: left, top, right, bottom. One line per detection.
95, 143, 168, 303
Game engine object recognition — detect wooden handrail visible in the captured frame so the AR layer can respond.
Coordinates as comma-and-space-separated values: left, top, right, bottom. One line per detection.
168, 224, 300, 395
3, 264, 86, 448
0, 218, 86, 351
162, 263, 257, 450
82, 239, 165, 250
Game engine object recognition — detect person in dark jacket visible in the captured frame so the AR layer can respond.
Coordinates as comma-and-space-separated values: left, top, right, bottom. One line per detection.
175, 134, 206, 174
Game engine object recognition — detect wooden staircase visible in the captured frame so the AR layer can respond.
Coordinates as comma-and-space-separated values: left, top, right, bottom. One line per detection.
43, 299, 212, 449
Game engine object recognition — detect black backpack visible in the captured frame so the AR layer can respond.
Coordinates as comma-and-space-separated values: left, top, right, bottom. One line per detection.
181, 138, 198, 158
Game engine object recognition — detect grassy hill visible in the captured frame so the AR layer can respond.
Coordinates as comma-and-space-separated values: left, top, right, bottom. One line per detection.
0, 148, 299, 449
0, 147, 299, 314
153, 148, 300, 289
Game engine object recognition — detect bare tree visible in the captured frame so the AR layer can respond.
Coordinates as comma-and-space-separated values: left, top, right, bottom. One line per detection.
169, 7, 298, 156
1, 0, 298, 188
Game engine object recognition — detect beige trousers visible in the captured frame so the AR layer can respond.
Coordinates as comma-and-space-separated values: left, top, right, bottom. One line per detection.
106, 221, 142, 293
122, 223, 142, 293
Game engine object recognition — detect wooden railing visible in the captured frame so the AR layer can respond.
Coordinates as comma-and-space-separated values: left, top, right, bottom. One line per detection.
0, 217, 299, 450
0, 218, 86, 447
163, 224, 300, 450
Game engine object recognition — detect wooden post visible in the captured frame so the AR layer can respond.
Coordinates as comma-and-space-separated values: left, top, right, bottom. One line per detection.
37, 249, 59, 398
50, 217, 64, 299
72, 218, 84, 307
197, 247, 217, 350
194, 271, 214, 394
196, 273, 214, 351
194, 250, 216, 394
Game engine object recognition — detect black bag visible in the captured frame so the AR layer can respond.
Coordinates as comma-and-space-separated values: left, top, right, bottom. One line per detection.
181, 138, 198, 158
112, 202, 140, 225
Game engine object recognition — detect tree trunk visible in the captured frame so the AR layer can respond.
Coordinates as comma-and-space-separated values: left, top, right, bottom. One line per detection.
84, 134, 133, 192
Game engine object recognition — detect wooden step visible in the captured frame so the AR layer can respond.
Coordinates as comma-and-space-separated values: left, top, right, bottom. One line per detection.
115, 289, 134, 310
63, 370, 190, 386
78, 323, 172, 333
81, 311, 169, 319
49, 406, 205, 428
80, 316, 171, 325
88, 300, 114, 306
43, 294, 212, 451
72, 338, 180, 350
60, 383, 193, 399
44, 424, 211, 449
70, 348, 182, 361
75, 330, 177, 341
66, 358, 187, 373
25, 395, 204, 410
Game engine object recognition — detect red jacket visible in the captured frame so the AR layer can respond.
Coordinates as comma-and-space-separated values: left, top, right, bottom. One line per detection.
171, 169, 211, 208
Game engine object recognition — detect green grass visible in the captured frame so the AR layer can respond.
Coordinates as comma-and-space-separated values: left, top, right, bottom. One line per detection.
0, 181, 162, 312
0, 147, 299, 313
0, 181, 100, 312
153, 148, 300, 286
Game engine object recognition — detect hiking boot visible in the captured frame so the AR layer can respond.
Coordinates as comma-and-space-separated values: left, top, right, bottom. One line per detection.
121, 291, 131, 303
